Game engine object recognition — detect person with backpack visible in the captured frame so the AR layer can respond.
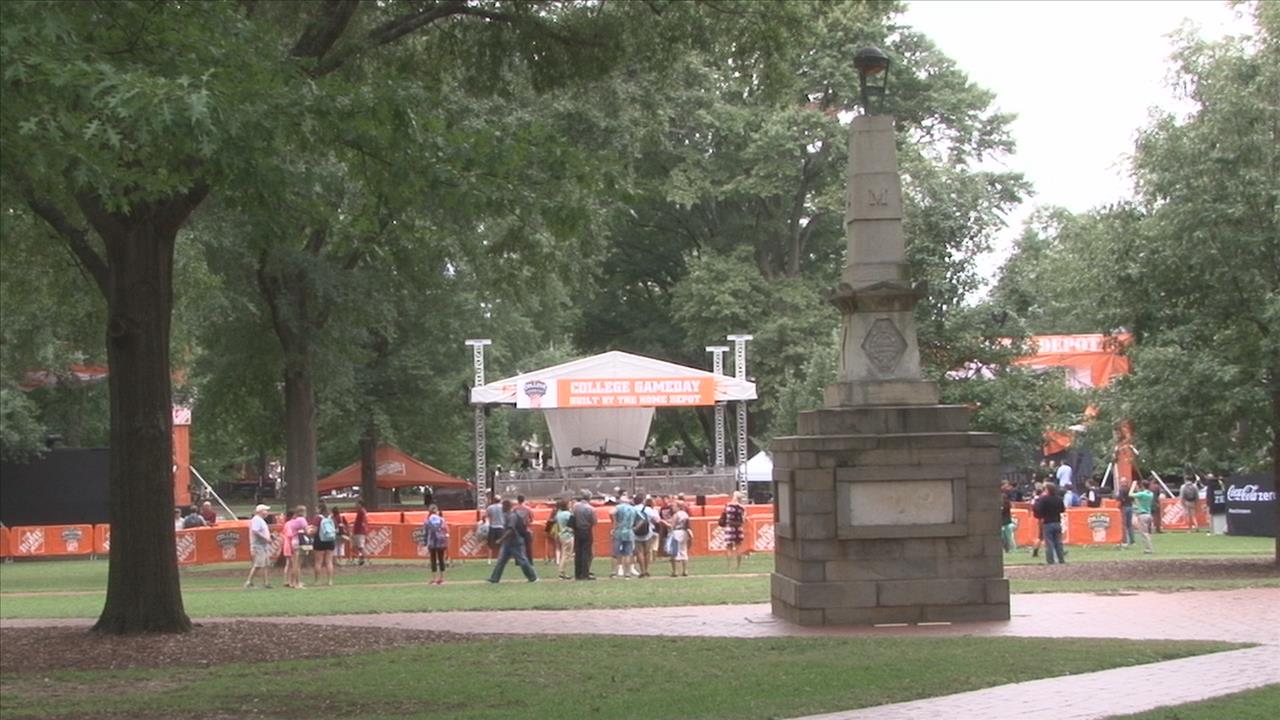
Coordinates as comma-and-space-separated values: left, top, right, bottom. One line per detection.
630, 495, 653, 578
312, 501, 337, 587
422, 504, 449, 585
1179, 476, 1201, 531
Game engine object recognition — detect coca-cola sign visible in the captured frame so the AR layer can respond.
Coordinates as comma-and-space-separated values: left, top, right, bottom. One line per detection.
1226, 484, 1276, 503
1224, 474, 1276, 538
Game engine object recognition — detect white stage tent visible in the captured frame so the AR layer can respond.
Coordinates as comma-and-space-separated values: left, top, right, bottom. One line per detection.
745, 451, 773, 484
471, 351, 757, 469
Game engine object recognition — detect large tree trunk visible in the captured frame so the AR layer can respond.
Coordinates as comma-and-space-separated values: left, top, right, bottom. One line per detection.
282, 356, 318, 513
87, 198, 201, 635
360, 423, 379, 510
1273, 385, 1278, 567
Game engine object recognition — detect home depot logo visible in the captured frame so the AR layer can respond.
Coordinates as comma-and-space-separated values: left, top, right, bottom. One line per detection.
216, 530, 242, 561
459, 528, 486, 557
755, 523, 775, 551
175, 532, 197, 563
411, 526, 429, 556
365, 526, 393, 556
1087, 513, 1111, 542
60, 527, 84, 553
18, 529, 45, 555
708, 525, 727, 551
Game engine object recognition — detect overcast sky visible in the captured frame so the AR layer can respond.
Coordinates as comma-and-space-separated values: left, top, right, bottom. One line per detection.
898, 0, 1255, 284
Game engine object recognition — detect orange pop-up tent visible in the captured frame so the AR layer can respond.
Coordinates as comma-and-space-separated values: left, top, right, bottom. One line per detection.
317, 445, 472, 493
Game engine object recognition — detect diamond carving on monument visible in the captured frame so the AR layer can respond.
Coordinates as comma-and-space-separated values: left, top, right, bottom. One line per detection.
861, 317, 906, 374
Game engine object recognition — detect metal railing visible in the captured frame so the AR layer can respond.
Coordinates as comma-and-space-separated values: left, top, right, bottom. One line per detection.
490, 467, 739, 500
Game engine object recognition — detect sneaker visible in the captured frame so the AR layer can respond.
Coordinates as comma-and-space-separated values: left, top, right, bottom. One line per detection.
487, 578, 499, 584
528, 577, 539, 583
263, 584, 273, 589
243, 583, 255, 590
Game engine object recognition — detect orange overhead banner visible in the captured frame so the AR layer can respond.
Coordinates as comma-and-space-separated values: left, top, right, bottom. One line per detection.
1015, 334, 1132, 390
555, 377, 716, 408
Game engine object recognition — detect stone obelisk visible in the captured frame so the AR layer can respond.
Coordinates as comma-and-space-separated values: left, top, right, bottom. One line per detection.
768, 110, 1009, 626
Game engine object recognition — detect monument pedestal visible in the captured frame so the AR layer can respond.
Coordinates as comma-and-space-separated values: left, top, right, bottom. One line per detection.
770, 397, 1009, 626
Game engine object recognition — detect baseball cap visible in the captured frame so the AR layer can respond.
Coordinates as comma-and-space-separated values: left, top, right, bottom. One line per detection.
254, 504, 270, 513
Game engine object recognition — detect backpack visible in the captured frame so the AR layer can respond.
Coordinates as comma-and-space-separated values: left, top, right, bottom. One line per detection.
424, 516, 447, 547
318, 517, 337, 542
1181, 483, 1198, 501
632, 509, 651, 537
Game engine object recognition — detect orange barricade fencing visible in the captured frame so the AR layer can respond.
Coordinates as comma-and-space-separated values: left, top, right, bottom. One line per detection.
9, 525, 95, 557
95, 524, 110, 555
1101, 498, 1119, 509
1159, 498, 1210, 530
0, 526, 10, 558
1011, 508, 1037, 547
403, 511, 429, 526
1063, 508, 1124, 545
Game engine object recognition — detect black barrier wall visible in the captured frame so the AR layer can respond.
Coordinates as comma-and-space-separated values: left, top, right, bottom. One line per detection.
0, 449, 110, 526
1224, 473, 1276, 538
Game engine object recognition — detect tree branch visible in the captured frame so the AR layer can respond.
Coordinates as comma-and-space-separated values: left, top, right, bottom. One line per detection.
291, 0, 361, 61
310, 0, 470, 78
18, 185, 109, 295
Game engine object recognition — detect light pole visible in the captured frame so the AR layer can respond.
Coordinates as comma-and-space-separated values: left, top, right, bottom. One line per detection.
727, 334, 752, 495
854, 46, 891, 115
706, 345, 729, 468
465, 338, 491, 516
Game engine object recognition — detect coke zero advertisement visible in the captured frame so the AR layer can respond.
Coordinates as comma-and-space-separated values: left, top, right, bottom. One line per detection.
1225, 473, 1276, 538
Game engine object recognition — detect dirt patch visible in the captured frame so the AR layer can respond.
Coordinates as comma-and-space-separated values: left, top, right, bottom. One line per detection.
1005, 558, 1280, 583
0, 621, 471, 675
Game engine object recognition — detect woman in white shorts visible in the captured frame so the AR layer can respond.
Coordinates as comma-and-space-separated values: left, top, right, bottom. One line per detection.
667, 500, 691, 577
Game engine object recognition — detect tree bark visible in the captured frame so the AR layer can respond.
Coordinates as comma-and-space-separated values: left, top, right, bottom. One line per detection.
1273, 384, 1278, 567
281, 356, 318, 513
359, 423, 379, 510
85, 195, 202, 635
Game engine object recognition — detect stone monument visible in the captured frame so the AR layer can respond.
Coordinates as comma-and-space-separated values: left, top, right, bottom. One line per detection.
769, 49, 1009, 626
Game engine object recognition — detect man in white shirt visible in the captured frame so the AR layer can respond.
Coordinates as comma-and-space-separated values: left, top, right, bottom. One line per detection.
244, 504, 273, 589
1055, 461, 1074, 490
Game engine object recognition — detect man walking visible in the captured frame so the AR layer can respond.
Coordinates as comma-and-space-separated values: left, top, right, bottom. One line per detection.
484, 492, 505, 563
487, 499, 538, 583
572, 490, 597, 580
244, 504, 273, 589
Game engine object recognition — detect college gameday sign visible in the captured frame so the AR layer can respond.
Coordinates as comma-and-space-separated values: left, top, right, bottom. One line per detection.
516, 377, 716, 409
1225, 473, 1276, 538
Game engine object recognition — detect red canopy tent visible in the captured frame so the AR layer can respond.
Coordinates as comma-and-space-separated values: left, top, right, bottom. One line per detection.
317, 445, 472, 493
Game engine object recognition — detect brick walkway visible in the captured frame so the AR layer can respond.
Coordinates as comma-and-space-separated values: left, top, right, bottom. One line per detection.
4, 588, 1278, 718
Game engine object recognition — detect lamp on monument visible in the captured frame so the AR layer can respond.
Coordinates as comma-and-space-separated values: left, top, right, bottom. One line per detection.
853, 46, 891, 114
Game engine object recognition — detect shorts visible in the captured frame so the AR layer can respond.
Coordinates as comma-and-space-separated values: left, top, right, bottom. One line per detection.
313, 540, 335, 552
488, 528, 504, 548
251, 546, 270, 568
612, 539, 635, 557
351, 534, 366, 550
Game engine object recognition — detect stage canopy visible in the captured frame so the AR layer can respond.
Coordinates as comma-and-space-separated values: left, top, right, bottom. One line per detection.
318, 445, 471, 493
471, 351, 757, 469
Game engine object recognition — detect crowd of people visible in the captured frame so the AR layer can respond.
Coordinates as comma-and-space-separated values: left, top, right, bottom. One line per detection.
238, 491, 750, 588
999, 461, 1227, 565
481, 490, 748, 583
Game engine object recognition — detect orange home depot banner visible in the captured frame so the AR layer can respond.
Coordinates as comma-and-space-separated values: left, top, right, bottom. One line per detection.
555, 377, 715, 408
1063, 509, 1123, 545
452, 523, 489, 559
95, 525, 110, 554
1159, 498, 1210, 530
362, 525, 396, 558
747, 518, 775, 552
10, 525, 94, 557
1011, 508, 1037, 546
0, 526, 9, 558
175, 527, 251, 565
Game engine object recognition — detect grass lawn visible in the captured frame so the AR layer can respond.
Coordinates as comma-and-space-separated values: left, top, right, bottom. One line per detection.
1109, 684, 1280, 719
1003, 533, 1273, 565
2, 535, 1275, 619
0, 635, 1242, 720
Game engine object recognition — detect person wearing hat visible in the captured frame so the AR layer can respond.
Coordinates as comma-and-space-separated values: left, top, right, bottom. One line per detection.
244, 504, 274, 589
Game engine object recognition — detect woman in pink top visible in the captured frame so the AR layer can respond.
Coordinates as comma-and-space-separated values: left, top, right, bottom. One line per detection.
284, 506, 310, 589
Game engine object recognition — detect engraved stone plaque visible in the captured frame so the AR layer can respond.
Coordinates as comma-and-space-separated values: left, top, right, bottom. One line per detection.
861, 317, 906, 374
849, 480, 954, 526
